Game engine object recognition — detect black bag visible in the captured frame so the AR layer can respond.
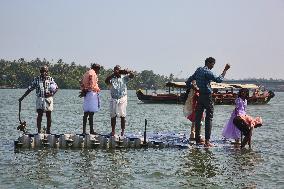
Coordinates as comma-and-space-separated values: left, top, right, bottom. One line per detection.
79, 90, 88, 98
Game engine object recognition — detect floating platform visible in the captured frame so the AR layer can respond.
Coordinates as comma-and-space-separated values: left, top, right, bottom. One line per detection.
14, 132, 236, 149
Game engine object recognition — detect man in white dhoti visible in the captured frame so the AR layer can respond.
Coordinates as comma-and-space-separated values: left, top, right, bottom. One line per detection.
80, 63, 101, 135
105, 65, 134, 136
19, 66, 58, 134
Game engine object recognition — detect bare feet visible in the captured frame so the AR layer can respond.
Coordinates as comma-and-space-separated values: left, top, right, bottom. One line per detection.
196, 138, 205, 145
195, 136, 205, 145
110, 132, 115, 136
190, 132, 195, 140
204, 140, 214, 148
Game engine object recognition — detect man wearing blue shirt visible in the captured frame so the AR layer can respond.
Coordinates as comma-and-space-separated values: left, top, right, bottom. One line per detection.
186, 57, 230, 147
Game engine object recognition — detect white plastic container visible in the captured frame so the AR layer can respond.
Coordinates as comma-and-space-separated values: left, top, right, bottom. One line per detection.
59, 134, 73, 148
108, 136, 117, 149
18, 134, 31, 148
84, 134, 99, 148
71, 134, 84, 148
34, 133, 45, 148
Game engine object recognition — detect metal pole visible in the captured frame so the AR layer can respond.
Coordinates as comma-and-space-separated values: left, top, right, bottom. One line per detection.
240, 131, 243, 148
143, 119, 147, 145
19, 101, 21, 123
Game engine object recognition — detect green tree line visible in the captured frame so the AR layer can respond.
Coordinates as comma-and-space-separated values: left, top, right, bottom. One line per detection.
0, 58, 175, 90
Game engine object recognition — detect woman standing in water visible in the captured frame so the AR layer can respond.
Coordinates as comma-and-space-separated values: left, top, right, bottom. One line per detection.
222, 88, 249, 143
222, 88, 262, 147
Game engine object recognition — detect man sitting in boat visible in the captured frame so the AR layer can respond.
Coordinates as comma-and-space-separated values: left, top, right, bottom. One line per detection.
253, 89, 260, 97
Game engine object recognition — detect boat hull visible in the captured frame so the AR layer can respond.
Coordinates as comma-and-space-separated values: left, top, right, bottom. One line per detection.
136, 89, 184, 104
136, 90, 275, 105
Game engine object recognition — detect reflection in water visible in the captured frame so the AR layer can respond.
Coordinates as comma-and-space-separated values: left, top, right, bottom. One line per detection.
33, 150, 58, 187
178, 148, 219, 188
73, 149, 132, 188
14, 149, 61, 188
72, 149, 98, 188
12, 148, 134, 188
184, 148, 218, 178
228, 148, 264, 189
234, 148, 263, 170
178, 147, 264, 188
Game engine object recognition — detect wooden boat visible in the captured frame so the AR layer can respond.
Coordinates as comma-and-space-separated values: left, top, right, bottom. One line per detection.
211, 82, 275, 105
136, 81, 275, 105
136, 82, 187, 104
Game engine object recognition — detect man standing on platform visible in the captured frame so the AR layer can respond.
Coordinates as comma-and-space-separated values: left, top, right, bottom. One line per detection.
186, 57, 230, 147
80, 63, 101, 135
105, 65, 134, 136
19, 65, 58, 134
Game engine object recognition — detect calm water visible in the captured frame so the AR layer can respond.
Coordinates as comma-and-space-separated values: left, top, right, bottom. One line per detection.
0, 89, 283, 189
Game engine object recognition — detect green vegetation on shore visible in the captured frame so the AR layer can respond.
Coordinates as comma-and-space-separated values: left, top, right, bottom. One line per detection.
1, 58, 283, 91
0, 58, 174, 90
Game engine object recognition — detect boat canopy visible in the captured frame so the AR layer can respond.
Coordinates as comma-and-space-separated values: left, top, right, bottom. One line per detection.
165, 81, 259, 89
211, 82, 259, 89
165, 81, 187, 88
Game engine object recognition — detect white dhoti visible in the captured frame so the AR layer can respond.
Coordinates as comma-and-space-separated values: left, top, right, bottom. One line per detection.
83, 91, 100, 112
183, 90, 194, 117
110, 95, 127, 118
36, 97, 54, 112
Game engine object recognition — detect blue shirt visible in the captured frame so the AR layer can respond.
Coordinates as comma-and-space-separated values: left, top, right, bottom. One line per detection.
109, 75, 130, 99
186, 66, 224, 94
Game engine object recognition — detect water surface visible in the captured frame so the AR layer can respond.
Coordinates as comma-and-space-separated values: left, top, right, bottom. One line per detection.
0, 89, 283, 188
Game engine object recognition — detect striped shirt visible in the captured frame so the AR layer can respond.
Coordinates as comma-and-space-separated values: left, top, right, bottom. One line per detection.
186, 66, 224, 94
28, 76, 57, 97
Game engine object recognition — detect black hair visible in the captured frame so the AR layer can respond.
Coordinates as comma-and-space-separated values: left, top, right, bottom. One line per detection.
238, 88, 249, 99
114, 65, 121, 70
205, 57, 215, 65
40, 65, 48, 72
91, 63, 100, 70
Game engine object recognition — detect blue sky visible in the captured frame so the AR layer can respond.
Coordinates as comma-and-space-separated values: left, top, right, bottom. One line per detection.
0, 0, 283, 79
